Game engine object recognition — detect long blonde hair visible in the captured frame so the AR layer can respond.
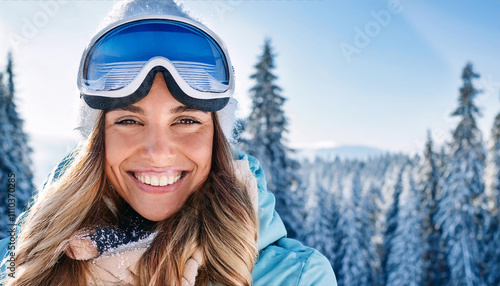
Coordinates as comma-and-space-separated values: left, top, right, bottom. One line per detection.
4, 111, 258, 286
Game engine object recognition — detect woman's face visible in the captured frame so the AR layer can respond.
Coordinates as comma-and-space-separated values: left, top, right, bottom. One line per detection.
104, 74, 214, 221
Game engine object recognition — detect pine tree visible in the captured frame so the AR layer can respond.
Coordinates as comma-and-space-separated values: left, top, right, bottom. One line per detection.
238, 39, 303, 238
0, 52, 34, 238
335, 167, 376, 286
303, 159, 338, 266
0, 69, 8, 236
483, 107, 500, 285
419, 131, 446, 285
360, 182, 382, 285
436, 63, 486, 286
483, 213, 500, 286
485, 112, 500, 210
381, 163, 406, 285
386, 164, 424, 286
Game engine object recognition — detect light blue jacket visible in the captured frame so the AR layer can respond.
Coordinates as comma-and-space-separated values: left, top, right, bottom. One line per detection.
0, 152, 336, 285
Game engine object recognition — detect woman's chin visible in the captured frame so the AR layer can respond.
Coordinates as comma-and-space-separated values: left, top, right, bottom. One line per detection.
133, 207, 171, 222
128, 202, 180, 222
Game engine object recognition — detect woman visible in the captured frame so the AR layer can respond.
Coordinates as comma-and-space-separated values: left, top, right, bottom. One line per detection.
0, 1, 336, 285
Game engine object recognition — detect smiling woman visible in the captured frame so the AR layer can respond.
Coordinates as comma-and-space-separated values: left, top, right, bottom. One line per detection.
0, 1, 335, 285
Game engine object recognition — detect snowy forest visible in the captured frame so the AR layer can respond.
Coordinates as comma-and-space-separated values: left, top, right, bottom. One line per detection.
236, 40, 500, 286
1, 35, 500, 286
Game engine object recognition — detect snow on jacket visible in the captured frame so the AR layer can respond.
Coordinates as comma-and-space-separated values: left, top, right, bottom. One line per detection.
0, 152, 336, 285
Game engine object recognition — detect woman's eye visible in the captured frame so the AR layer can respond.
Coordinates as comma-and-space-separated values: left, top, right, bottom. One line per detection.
116, 119, 142, 125
177, 118, 200, 125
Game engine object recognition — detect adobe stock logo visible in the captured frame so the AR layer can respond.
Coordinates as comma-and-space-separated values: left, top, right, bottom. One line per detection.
340, 0, 403, 63
8, 0, 68, 49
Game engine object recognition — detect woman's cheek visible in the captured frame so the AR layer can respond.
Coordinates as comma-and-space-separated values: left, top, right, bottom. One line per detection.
188, 130, 213, 173
105, 129, 134, 169
106, 128, 142, 155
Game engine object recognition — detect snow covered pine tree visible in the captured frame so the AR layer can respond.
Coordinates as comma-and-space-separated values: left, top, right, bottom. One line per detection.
335, 167, 377, 286
436, 63, 487, 286
418, 131, 447, 286
386, 163, 424, 286
238, 39, 303, 239
483, 93, 500, 286
381, 163, 406, 285
0, 52, 34, 238
302, 158, 340, 267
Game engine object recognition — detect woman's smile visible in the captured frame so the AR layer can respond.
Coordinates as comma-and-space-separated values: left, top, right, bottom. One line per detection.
104, 73, 214, 221
128, 169, 188, 192
131, 171, 184, 187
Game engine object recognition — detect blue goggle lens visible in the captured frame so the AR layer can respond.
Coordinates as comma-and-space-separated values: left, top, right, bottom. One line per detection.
83, 19, 230, 93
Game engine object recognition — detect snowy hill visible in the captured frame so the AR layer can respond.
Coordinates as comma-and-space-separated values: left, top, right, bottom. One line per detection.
294, 145, 387, 162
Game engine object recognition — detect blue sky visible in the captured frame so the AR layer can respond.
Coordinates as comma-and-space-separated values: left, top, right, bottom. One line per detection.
0, 0, 499, 184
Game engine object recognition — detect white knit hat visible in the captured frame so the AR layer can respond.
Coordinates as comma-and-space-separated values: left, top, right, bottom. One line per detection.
77, 0, 238, 142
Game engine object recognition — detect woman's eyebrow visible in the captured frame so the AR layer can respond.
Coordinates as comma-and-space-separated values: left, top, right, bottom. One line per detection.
170, 105, 208, 114
117, 105, 144, 114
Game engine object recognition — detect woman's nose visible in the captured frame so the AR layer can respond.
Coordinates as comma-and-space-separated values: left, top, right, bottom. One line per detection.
142, 125, 176, 162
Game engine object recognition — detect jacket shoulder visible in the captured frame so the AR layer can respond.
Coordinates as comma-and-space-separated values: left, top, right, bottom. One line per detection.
253, 237, 336, 286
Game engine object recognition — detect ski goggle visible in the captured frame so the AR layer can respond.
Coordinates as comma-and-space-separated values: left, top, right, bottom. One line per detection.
77, 15, 234, 112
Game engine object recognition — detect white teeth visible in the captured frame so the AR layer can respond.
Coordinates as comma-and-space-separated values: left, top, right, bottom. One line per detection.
134, 173, 182, 187
160, 176, 168, 186
150, 176, 159, 186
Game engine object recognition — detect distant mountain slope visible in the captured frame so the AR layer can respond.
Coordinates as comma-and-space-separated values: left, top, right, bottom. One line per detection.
294, 145, 387, 161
